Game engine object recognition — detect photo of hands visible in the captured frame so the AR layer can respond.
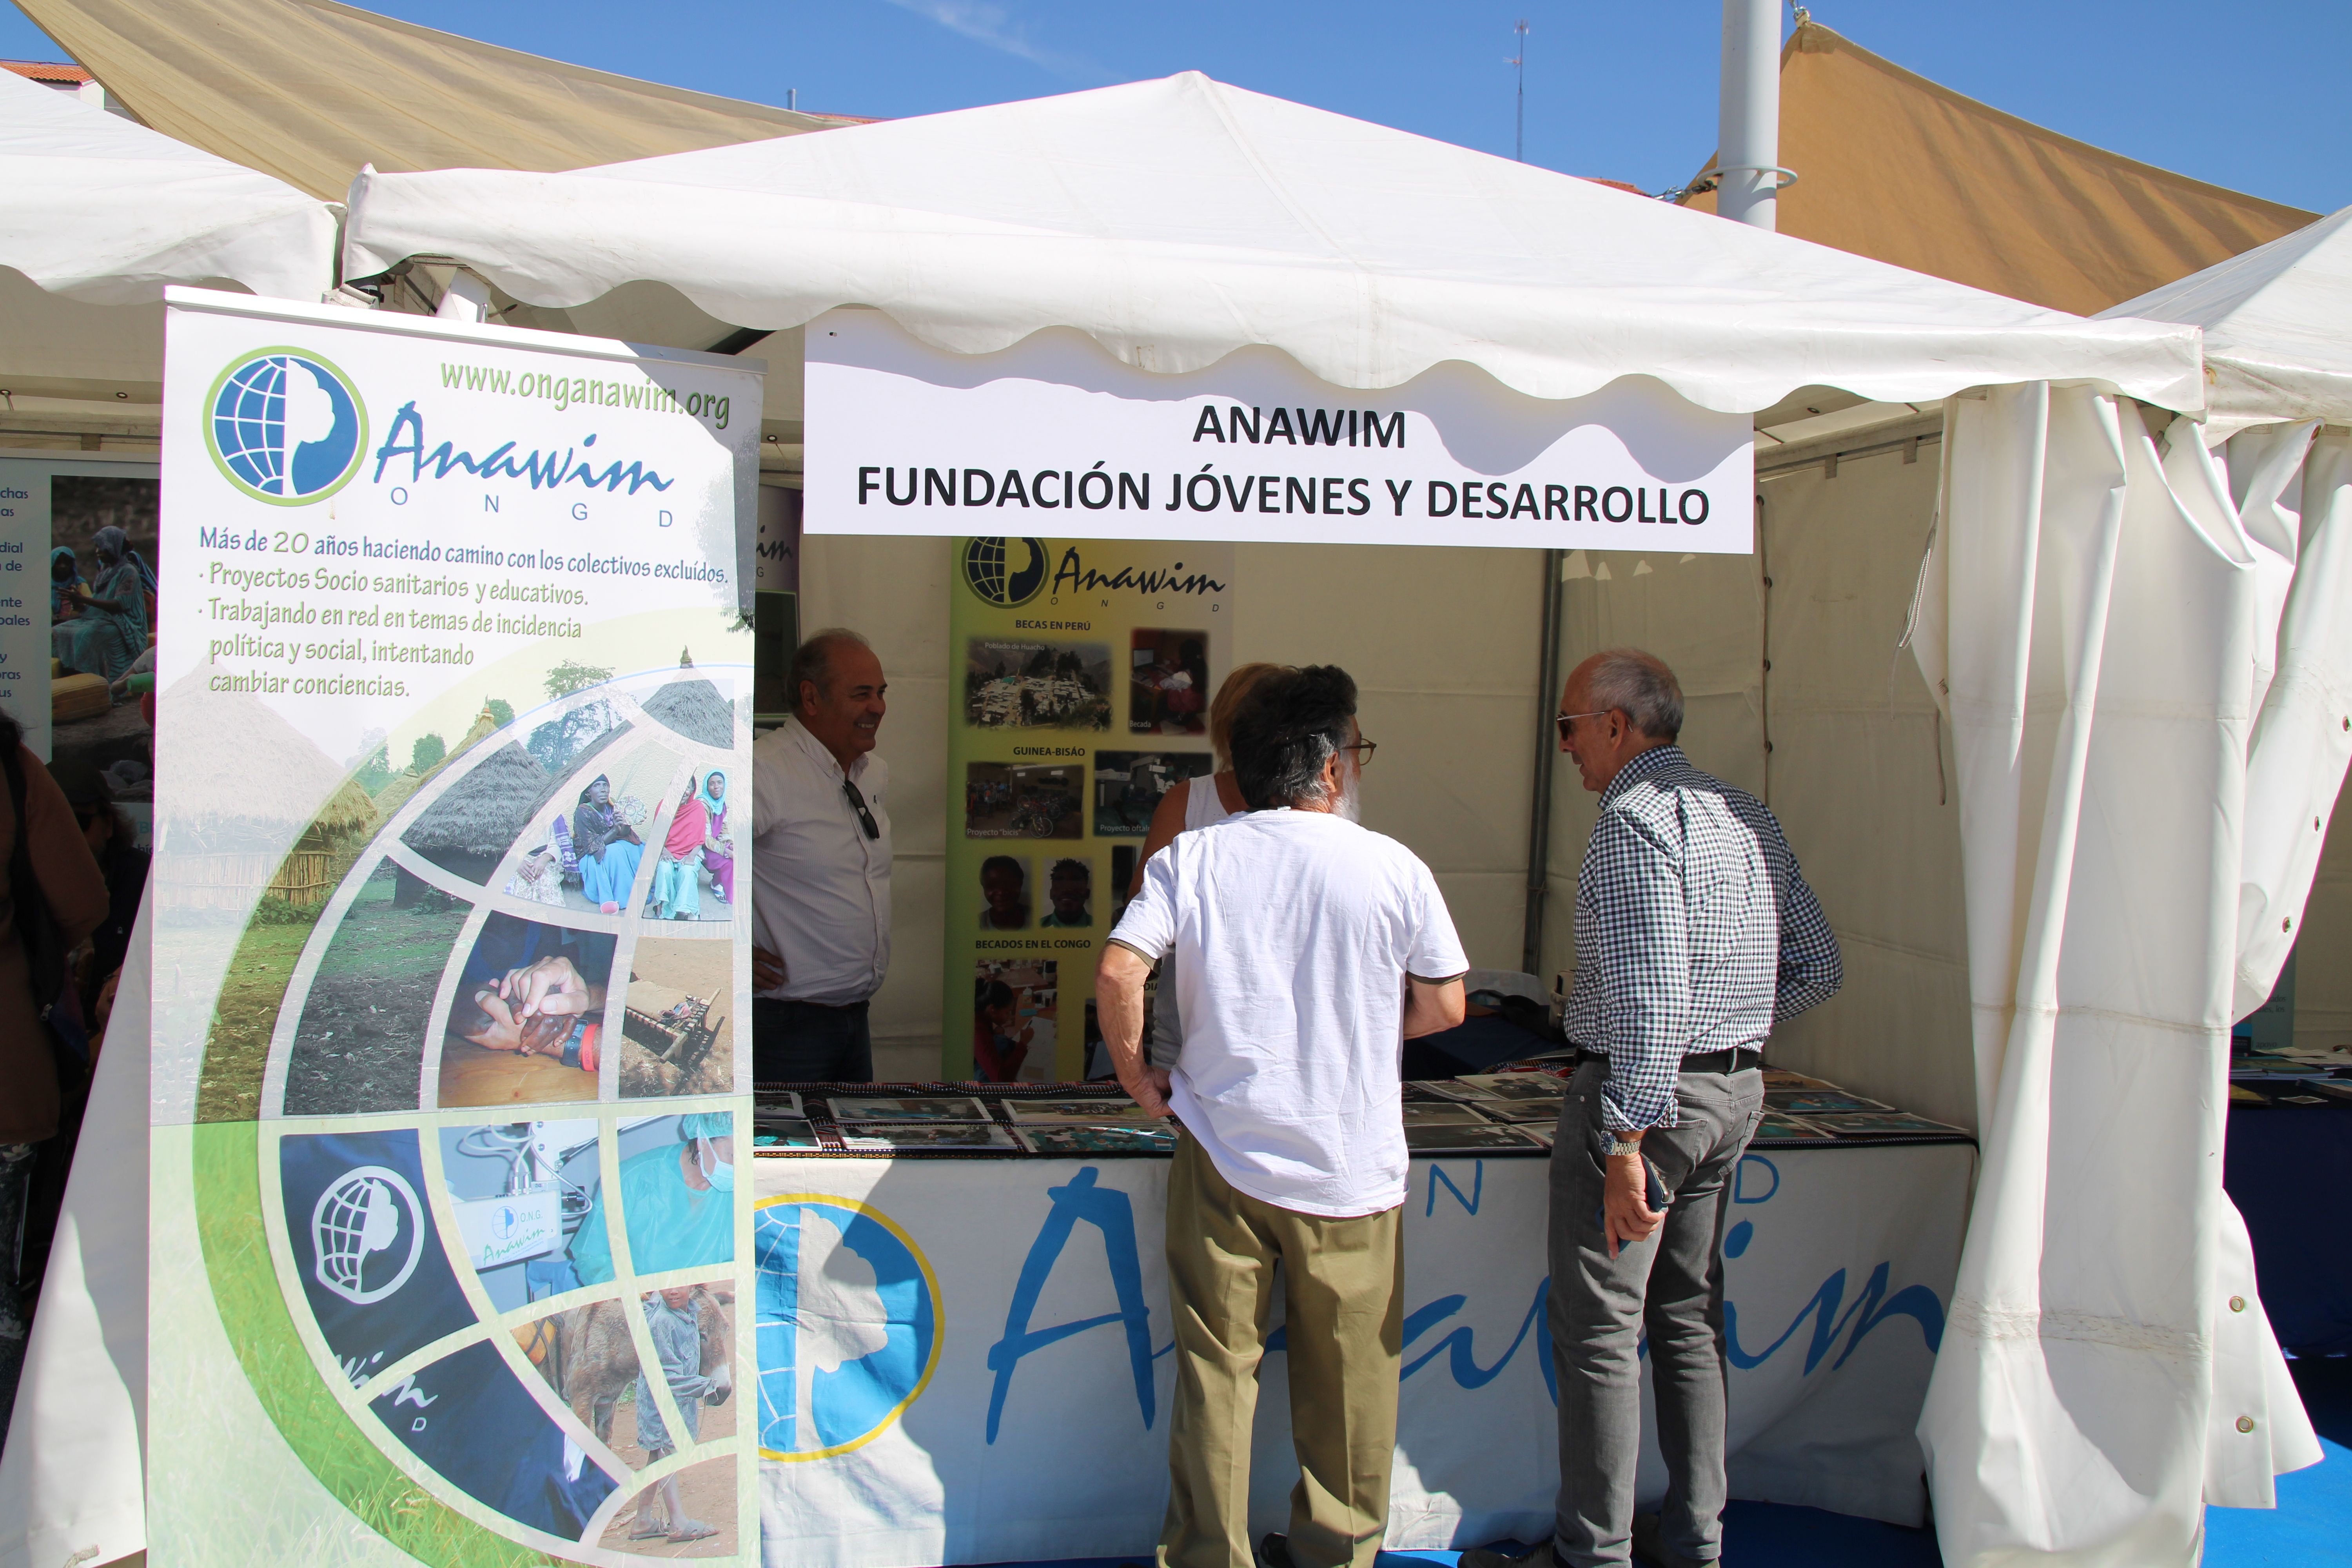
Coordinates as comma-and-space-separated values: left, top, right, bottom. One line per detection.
438, 912, 618, 1109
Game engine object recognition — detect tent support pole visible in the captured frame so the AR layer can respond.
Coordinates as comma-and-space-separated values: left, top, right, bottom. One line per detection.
1523, 548, 1566, 976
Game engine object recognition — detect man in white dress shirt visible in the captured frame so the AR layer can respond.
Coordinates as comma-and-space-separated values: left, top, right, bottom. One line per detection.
751, 629, 892, 1082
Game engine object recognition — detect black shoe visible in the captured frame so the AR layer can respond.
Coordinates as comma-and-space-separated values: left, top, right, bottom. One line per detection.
1632, 1512, 1715, 1568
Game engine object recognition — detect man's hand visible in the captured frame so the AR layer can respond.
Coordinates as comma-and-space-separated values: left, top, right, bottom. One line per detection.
1120, 1063, 1175, 1120
499, 955, 597, 1019
1602, 1147, 1664, 1259
752, 944, 786, 991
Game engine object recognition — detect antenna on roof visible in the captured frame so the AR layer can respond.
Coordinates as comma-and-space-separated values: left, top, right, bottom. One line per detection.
1509, 20, 1530, 162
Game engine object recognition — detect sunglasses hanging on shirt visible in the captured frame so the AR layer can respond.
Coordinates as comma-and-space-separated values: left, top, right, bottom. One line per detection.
842, 777, 881, 840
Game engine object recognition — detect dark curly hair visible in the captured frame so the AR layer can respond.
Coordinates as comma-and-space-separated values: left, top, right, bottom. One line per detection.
1230, 664, 1358, 810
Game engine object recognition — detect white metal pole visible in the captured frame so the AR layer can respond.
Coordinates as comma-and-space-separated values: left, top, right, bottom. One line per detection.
1717, 0, 1782, 230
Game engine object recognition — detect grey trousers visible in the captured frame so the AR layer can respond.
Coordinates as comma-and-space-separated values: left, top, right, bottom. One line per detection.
1546, 1056, 1763, 1568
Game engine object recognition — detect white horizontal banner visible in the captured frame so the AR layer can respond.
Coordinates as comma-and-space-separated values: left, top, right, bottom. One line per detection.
753, 1141, 1970, 1567
803, 310, 1755, 552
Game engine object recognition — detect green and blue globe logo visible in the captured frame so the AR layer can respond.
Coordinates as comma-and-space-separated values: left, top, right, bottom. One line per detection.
205, 347, 367, 505
962, 536, 1049, 608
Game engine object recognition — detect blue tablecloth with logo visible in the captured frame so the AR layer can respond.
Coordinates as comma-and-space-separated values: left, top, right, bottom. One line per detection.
2225, 1102, 2352, 1354
751, 1139, 1975, 1568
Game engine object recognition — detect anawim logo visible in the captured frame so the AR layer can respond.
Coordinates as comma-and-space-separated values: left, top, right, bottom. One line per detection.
206, 347, 368, 505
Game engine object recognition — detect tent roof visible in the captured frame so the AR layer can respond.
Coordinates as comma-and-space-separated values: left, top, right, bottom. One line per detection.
2101, 205, 2352, 426
1678, 22, 2317, 316
344, 72, 2204, 415
13, 0, 843, 201
0, 61, 333, 303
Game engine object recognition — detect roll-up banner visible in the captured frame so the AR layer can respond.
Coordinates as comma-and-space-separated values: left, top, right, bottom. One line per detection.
149, 288, 761, 1566
802, 307, 1754, 551
943, 535, 1235, 1080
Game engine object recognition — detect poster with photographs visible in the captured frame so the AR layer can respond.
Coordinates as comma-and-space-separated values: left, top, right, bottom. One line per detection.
0, 450, 162, 761
945, 536, 1234, 1078
147, 294, 759, 1565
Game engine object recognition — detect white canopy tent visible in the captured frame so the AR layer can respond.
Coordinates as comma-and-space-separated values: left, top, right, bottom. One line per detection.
12, 68, 2331, 1568
0, 61, 336, 440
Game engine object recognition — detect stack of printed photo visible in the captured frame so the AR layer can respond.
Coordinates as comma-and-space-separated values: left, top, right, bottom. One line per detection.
1429, 1073, 1567, 1123
1000, 1096, 1180, 1155
837, 1122, 1025, 1152
1403, 1120, 1547, 1153
827, 1094, 996, 1123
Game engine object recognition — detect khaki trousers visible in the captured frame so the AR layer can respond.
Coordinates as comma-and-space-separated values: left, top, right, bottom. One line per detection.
1159, 1134, 1404, 1568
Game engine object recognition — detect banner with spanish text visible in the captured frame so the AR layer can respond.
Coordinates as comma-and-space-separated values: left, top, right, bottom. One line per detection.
943, 534, 1235, 1080
803, 308, 1753, 553
149, 288, 760, 1566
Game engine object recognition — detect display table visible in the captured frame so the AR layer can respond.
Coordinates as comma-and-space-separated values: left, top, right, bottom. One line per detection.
752, 1138, 1974, 1568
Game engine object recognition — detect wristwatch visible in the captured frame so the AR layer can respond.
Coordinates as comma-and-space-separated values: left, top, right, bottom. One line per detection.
1608, 1135, 1644, 1159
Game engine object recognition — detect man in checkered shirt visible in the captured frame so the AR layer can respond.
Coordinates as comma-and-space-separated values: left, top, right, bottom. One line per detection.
1469, 649, 1839, 1568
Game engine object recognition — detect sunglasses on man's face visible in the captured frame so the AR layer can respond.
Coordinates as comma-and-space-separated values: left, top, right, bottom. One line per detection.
1555, 710, 1610, 745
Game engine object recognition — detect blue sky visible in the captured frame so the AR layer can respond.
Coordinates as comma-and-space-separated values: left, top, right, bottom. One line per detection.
4, 1, 2345, 213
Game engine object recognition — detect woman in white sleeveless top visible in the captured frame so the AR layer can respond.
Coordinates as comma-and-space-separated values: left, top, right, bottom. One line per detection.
1131, 662, 1287, 1067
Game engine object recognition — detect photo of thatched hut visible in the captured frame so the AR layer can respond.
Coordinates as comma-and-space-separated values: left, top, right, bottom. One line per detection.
154, 680, 379, 914
401, 740, 564, 885
640, 650, 733, 749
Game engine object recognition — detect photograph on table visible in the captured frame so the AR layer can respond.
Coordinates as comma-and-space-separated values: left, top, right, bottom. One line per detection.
1127, 628, 1210, 735
1805, 1111, 1967, 1138
436, 912, 618, 1109
1013, 1123, 1179, 1155
1438, 1071, 1571, 1102
283, 859, 472, 1115
838, 1122, 1022, 1152
1402, 1100, 1500, 1128
964, 760, 1084, 839
1760, 1068, 1831, 1090
620, 938, 735, 1098
573, 1112, 739, 1286
1003, 1095, 1161, 1125
1755, 1112, 1835, 1142
964, 637, 1113, 730
1473, 1098, 1564, 1124
438, 1118, 603, 1311
1519, 1124, 1556, 1147
977, 853, 1032, 931
643, 766, 738, 924
1403, 1122, 1545, 1153
753, 1118, 824, 1151
1093, 750, 1215, 837
752, 1089, 804, 1118
827, 1094, 993, 1122
1765, 1089, 1893, 1114
972, 959, 1058, 1083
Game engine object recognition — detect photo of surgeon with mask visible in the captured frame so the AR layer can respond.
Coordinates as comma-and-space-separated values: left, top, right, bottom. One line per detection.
568, 1113, 737, 1285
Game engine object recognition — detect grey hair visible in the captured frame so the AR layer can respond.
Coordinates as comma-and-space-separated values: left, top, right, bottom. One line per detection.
1586, 648, 1683, 741
790, 628, 872, 713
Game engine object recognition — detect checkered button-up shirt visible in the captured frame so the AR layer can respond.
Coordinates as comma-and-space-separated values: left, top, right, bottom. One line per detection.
1563, 746, 1841, 1131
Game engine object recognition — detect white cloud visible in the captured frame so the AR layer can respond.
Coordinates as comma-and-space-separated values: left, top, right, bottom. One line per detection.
877, 0, 1105, 81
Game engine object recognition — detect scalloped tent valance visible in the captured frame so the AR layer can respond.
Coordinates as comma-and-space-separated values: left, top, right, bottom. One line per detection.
343, 72, 2205, 417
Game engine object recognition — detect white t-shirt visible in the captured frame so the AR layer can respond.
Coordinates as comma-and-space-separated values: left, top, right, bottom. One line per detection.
1110, 809, 1468, 1217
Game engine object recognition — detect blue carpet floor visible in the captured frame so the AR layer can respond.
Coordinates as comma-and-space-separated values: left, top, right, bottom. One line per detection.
975, 1357, 2351, 1568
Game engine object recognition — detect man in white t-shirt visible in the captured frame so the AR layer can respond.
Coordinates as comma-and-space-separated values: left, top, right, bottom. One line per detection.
1098, 665, 1468, 1568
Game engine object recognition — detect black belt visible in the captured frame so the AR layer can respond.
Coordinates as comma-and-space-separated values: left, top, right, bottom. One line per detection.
1572, 1046, 1763, 1074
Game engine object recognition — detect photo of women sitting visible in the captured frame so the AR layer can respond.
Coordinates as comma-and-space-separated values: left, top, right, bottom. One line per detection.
569, 774, 643, 914
51, 526, 155, 683
648, 769, 733, 922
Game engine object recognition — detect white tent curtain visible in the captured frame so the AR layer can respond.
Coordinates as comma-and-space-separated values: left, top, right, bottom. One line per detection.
1910, 384, 2340, 1565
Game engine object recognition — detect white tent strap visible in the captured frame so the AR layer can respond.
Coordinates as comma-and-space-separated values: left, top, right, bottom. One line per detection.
1946, 1296, 2209, 1361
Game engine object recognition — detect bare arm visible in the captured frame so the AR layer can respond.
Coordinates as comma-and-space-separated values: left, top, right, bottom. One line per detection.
1096, 941, 1171, 1116
1129, 780, 1192, 897
1400, 976, 1467, 1040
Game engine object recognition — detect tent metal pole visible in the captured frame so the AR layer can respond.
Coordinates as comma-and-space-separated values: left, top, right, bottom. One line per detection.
1522, 547, 1566, 975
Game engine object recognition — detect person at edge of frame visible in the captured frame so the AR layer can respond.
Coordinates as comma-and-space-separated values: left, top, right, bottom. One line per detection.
1097, 663, 1469, 1568
750, 628, 891, 1084
1466, 648, 1842, 1568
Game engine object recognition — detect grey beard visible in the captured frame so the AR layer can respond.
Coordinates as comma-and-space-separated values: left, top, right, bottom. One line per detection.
1332, 776, 1363, 822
